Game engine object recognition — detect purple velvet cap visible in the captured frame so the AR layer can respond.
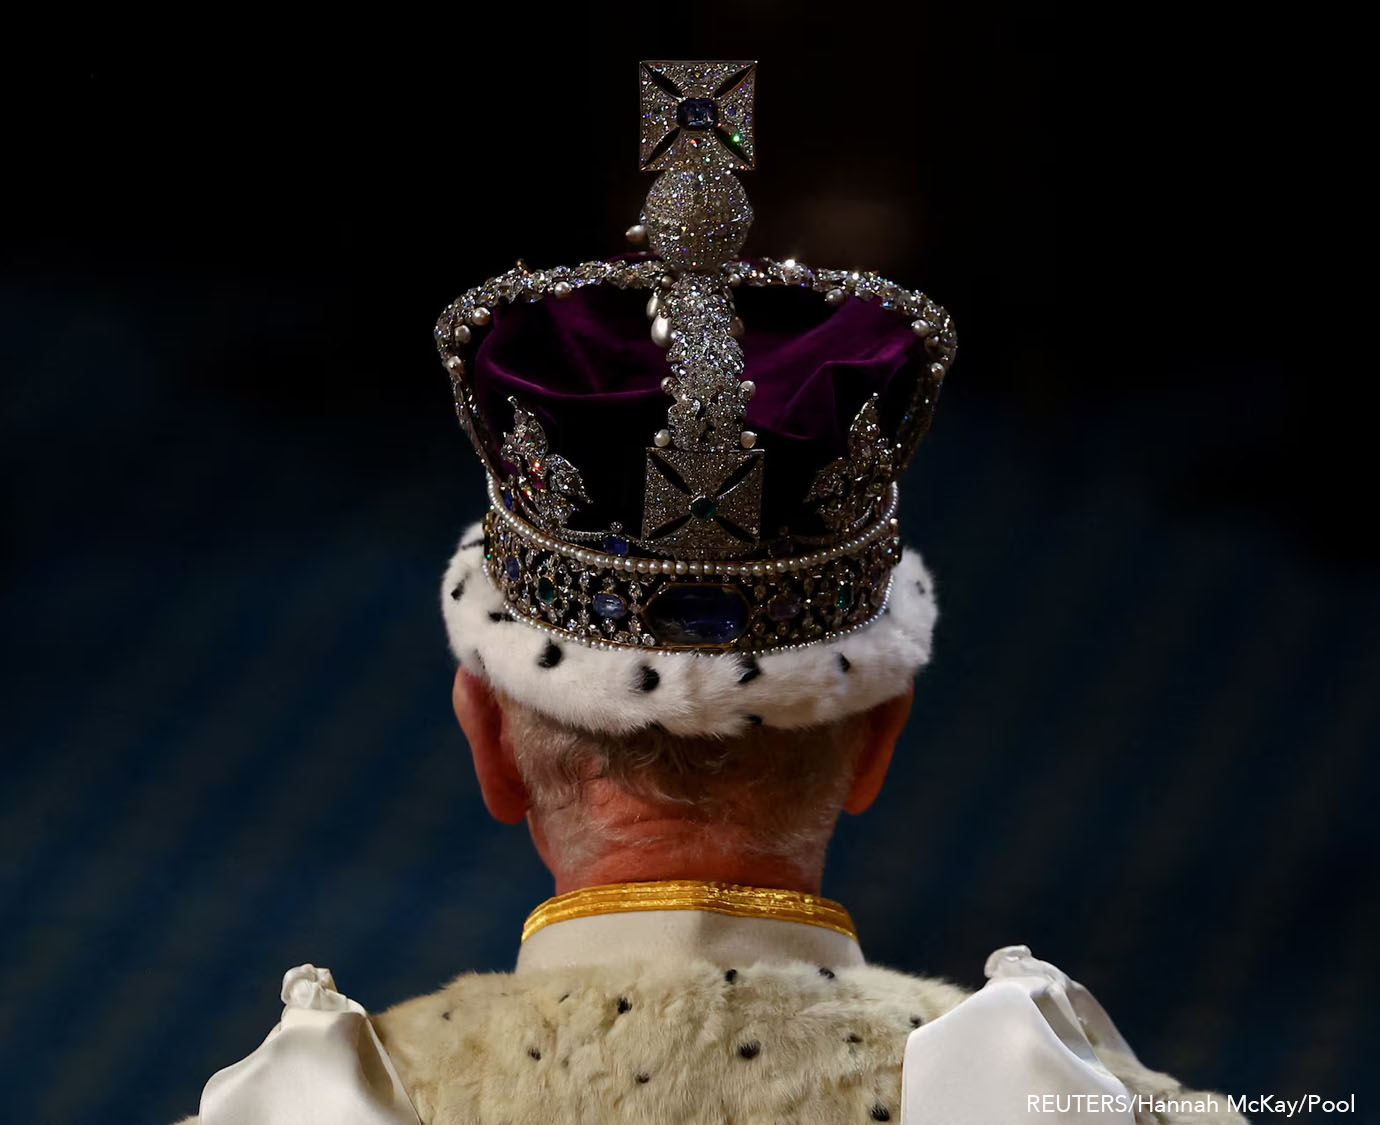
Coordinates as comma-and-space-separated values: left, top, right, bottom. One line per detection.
469, 260, 935, 539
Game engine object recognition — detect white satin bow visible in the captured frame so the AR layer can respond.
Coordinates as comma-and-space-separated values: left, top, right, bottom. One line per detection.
199, 965, 420, 1125
900, 944, 1135, 1123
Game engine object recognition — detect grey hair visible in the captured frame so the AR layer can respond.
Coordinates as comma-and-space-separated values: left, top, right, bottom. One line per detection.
498, 696, 865, 871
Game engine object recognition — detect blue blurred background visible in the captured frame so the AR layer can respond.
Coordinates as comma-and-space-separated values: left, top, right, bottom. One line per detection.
3, 11, 1375, 1123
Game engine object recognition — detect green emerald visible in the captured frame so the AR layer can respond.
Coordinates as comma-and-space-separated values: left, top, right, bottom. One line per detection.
690, 495, 718, 520
537, 575, 557, 604
835, 583, 854, 610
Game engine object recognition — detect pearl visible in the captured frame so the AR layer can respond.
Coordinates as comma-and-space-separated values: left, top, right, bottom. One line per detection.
553, 281, 573, 299
646, 292, 661, 319
444, 355, 464, 373
740, 380, 755, 400
751, 564, 764, 576
911, 319, 933, 338
687, 562, 701, 575
661, 376, 675, 393
659, 273, 676, 290
453, 324, 472, 345
930, 362, 946, 378
470, 306, 492, 326
636, 560, 651, 573
651, 315, 673, 347
654, 429, 672, 448
740, 430, 757, 449
674, 561, 688, 575
729, 316, 744, 339
825, 288, 846, 307
626, 223, 648, 244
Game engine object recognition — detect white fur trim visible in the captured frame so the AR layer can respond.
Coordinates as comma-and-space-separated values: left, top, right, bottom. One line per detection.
440, 520, 937, 736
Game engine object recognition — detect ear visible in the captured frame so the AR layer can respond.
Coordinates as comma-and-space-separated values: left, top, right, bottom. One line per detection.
842, 687, 913, 815
452, 665, 529, 825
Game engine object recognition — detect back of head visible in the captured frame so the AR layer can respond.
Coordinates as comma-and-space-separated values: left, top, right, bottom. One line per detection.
500, 694, 866, 875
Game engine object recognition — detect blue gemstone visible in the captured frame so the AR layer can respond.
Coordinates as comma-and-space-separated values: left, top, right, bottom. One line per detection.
504, 555, 521, 582
676, 97, 719, 131
647, 584, 749, 646
592, 592, 627, 619
502, 488, 514, 511
603, 535, 629, 556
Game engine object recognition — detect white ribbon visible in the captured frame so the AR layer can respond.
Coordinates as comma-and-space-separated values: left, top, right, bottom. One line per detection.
199, 965, 420, 1125
900, 945, 1135, 1123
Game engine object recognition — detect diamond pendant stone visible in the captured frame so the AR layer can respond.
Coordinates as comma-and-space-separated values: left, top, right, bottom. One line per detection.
647, 583, 749, 646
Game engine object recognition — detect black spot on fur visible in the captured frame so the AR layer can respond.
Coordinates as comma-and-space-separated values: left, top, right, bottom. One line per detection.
636, 665, 660, 692
461, 537, 485, 550
838, 653, 852, 673
846, 1032, 862, 1044
818, 966, 836, 979
737, 1041, 761, 1060
449, 581, 465, 600
538, 642, 563, 668
909, 1015, 923, 1028
441, 1010, 452, 1021
527, 1047, 542, 1060
489, 611, 509, 622
617, 996, 631, 1014
635, 1072, 650, 1084
871, 1104, 892, 1121
559, 993, 570, 1003
745, 714, 762, 725
724, 968, 738, 984
737, 655, 761, 684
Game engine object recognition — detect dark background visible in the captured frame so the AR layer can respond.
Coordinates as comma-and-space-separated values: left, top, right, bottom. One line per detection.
3, 10, 1375, 1123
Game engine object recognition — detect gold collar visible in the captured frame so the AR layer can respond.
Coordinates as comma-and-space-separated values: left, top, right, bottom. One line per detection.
521, 880, 857, 943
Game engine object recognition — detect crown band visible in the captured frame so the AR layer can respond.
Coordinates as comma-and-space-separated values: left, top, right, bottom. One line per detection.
483, 475, 901, 653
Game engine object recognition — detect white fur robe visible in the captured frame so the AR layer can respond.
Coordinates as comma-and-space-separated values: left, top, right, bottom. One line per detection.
363, 959, 1246, 1125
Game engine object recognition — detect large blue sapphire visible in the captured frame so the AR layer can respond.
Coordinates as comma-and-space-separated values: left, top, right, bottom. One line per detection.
676, 97, 719, 130
647, 583, 748, 646
592, 592, 627, 619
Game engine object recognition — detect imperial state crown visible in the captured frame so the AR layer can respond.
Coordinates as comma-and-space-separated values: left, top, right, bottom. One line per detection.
433, 61, 954, 736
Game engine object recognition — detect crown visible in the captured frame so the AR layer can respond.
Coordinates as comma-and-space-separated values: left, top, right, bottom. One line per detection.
433, 61, 954, 660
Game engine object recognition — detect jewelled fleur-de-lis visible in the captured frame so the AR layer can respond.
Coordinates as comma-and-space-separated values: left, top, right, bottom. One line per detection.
806, 395, 899, 534
501, 398, 589, 528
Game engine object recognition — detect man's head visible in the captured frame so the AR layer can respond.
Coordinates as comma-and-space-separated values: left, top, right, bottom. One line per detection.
452, 666, 913, 894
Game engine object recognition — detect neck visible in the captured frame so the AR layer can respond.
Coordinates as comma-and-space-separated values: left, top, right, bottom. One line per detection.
530, 811, 829, 897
